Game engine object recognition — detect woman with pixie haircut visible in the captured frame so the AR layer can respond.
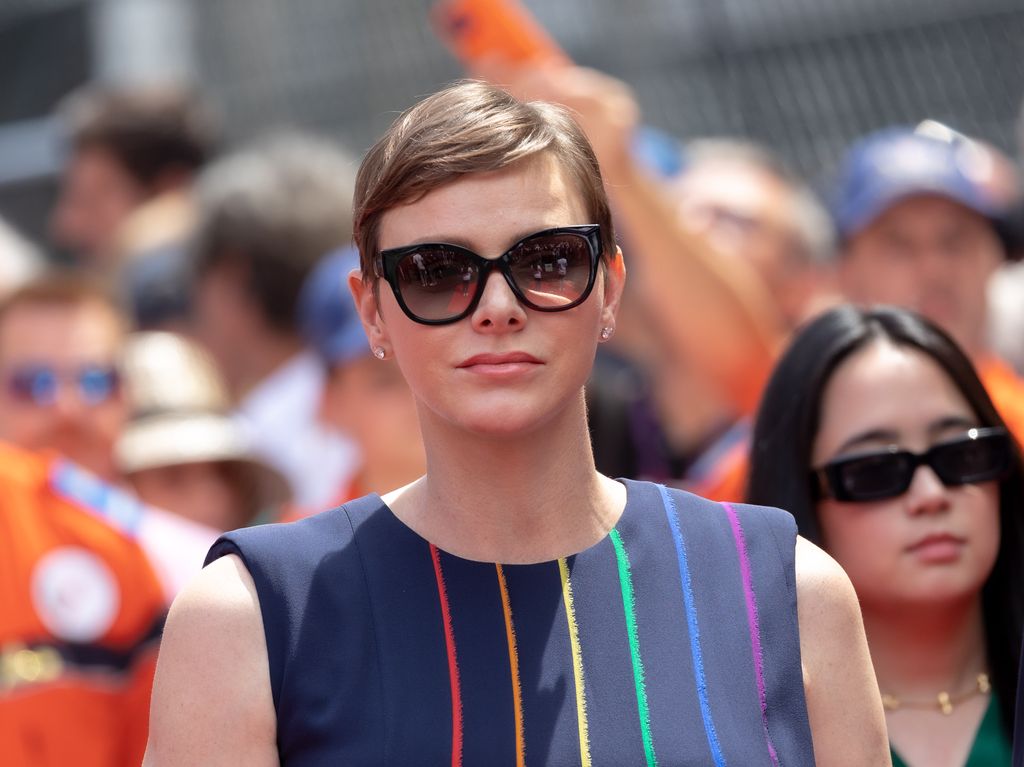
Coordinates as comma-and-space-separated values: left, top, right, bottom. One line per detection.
145, 82, 887, 765
748, 305, 1024, 766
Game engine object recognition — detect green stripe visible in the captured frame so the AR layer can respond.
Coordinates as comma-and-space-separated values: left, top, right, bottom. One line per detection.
609, 529, 657, 767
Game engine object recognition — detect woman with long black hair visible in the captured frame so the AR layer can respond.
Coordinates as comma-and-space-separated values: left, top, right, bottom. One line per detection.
748, 304, 1024, 766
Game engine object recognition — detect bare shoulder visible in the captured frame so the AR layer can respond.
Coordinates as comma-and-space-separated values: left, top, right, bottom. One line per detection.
794, 536, 861, 622
159, 553, 268, 662
144, 554, 279, 767
794, 535, 868, 673
793, 537, 891, 766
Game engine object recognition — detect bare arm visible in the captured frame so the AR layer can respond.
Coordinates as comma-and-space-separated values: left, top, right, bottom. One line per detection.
143, 554, 279, 767
795, 536, 891, 766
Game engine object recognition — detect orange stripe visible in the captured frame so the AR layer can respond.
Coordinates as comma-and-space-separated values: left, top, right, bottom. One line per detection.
430, 544, 462, 766
496, 564, 526, 767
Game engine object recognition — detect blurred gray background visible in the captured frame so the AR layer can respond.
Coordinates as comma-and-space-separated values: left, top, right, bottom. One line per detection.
1, 0, 1022, 248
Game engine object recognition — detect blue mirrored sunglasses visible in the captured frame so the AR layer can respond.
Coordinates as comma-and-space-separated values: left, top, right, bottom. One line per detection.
5, 365, 121, 407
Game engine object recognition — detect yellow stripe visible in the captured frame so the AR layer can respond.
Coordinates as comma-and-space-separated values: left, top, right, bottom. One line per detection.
496, 564, 526, 767
558, 558, 592, 767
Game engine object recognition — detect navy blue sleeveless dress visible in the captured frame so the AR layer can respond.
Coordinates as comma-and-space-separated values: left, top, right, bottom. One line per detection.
207, 479, 815, 766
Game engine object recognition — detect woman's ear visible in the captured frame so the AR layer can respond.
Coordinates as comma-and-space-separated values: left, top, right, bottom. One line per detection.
348, 269, 391, 353
600, 246, 626, 329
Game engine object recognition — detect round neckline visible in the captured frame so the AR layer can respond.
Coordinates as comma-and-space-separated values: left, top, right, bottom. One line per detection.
366, 478, 635, 566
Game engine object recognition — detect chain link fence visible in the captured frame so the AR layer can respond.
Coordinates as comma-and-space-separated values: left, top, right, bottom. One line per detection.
191, 0, 1024, 183
0, 0, 1022, 241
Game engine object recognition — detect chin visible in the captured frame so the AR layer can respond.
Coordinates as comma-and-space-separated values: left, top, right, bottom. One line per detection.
904, 575, 989, 607
452, 409, 552, 440
437, 392, 576, 440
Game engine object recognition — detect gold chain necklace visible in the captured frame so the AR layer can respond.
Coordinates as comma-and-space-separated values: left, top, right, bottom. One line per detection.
881, 673, 990, 715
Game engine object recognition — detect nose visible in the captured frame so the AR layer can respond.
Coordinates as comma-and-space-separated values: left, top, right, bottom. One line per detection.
51, 382, 87, 420
470, 269, 527, 332
904, 464, 951, 517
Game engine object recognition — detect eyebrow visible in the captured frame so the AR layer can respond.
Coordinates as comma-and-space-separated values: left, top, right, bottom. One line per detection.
833, 414, 978, 455
927, 415, 977, 437
387, 226, 574, 255
835, 428, 898, 455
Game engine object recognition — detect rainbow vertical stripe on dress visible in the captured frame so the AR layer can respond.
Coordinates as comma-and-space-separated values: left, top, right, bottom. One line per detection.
209, 478, 815, 766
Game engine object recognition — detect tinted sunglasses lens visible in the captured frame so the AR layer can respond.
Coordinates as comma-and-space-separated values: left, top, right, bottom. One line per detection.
8, 369, 57, 405
507, 232, 593, 309
395, 246, 480, 322
930, 433, 1009, 485
835, 452, 913, 501
78, 367, 120, 404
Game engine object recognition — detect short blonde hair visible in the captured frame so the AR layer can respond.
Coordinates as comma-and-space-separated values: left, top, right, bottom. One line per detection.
354, 80, 615, 277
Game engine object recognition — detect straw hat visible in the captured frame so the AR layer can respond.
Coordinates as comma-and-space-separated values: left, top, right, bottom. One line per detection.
115, 332, 291, 514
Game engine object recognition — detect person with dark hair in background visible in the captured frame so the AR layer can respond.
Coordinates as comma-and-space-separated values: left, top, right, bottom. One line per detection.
293, 246, 425, 513
145, 80, 887, 766
51, 85, 216, 268
189, 133, 359, 510
747, 305, 1024, 766
0, 273, 129, 482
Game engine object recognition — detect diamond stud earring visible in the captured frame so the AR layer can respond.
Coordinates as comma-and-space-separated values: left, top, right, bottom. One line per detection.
373, 347, 386, 360
599, 326, 614, 341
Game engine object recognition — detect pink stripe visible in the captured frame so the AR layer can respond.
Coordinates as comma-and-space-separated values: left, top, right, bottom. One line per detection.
722, 502, 779, 767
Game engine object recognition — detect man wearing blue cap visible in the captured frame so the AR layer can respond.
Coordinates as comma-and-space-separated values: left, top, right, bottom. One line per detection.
833, 123, 1024, 441
289, 247, 425, 517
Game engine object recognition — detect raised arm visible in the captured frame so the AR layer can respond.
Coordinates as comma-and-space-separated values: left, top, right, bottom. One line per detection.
795, 536, 891, 766
143, 554, 279, 767
485, 64, 786, 415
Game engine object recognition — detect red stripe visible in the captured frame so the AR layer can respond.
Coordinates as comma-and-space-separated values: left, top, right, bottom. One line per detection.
430, 544, 463, 766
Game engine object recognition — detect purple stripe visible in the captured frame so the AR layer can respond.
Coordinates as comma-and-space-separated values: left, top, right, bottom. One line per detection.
721, 502, 779, 767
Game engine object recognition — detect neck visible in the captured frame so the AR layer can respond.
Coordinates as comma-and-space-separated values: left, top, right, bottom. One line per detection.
863, 597, 988, 700
230, 332, 305, 400
356, 451, 426, 500
390, 391, 624, 564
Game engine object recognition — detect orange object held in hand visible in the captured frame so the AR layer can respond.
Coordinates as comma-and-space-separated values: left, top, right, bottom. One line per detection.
432, 0, 569, 68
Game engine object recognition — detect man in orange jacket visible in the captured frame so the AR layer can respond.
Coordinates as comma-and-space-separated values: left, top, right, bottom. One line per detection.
1, 441, 214, 767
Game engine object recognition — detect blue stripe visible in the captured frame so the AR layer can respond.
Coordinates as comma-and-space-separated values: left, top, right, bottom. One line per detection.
657, 484, 726, 767
51, 460, 144, 536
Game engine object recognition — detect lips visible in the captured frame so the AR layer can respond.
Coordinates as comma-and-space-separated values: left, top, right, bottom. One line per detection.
906, 532, 965, 552
905, 532, 966, 564
455, 351, 544, 380
457, 352, 542, 368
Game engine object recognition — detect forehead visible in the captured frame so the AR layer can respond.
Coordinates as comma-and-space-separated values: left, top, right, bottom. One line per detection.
676, 159, 790, 216
814, 341, 974, 452
860, 194, 991, 237
378, 155, 588, 250
0, 300, 123, 361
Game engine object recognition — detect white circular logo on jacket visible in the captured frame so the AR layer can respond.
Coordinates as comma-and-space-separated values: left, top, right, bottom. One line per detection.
31, 547, 120, 642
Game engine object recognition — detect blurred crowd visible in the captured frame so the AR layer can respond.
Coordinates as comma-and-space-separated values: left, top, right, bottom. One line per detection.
2, 36, 1024, 767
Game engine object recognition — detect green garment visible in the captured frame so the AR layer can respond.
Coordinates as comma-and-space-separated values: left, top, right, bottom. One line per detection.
890, 695, 1010, 767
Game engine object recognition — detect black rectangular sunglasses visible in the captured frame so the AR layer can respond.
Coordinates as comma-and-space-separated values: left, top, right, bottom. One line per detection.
374, 225, 603, 325
813, 426, 1012, 503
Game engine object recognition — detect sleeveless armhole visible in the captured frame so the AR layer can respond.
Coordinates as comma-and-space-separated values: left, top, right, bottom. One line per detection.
722, 497, 812, 761
657, 484, 814, 764
203, 495, 389, 765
